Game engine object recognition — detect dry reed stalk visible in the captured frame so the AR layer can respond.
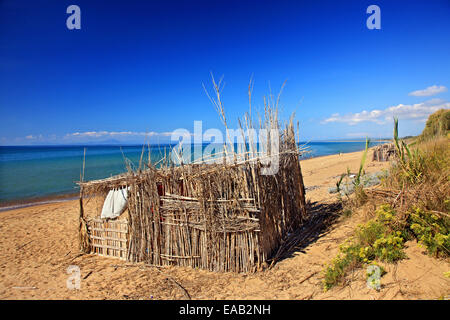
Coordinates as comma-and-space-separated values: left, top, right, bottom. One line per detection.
78, 148, 92, 253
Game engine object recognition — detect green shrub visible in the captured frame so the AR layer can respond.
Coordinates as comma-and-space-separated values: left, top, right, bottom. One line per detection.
323, 253, 356, 290
323, 201, 449, 290
372, 233, 406, 262
322, 204, 406, 290
376, 204, 396, 224
409, 207, 450, 258
355, 217, 406, 263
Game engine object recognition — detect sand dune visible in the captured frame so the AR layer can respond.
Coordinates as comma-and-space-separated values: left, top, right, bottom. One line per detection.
0, 149, 448, 300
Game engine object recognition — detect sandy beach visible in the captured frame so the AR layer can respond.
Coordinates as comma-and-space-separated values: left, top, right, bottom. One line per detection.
1, 148, 448, 300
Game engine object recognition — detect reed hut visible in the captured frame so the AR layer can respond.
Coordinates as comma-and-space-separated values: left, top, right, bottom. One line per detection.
78, 82, 308, 273
372, 143, 396, 162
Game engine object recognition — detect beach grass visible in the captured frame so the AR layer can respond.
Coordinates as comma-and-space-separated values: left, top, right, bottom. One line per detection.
323, 114, 450, 291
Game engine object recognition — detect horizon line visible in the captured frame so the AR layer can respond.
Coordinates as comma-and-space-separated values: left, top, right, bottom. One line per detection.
0, 138, 395, 147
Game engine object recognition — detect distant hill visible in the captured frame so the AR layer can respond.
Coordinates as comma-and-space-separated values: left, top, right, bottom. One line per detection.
418, 109, 450, 141
82, 139, 123, 145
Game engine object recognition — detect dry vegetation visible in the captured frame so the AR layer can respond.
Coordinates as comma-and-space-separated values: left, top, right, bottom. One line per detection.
322, 113, 450, 293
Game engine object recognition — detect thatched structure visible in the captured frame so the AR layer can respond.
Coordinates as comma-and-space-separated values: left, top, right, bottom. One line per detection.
78, 79, 308, 272
78, 126, 308, 273
372, 143, 395, 162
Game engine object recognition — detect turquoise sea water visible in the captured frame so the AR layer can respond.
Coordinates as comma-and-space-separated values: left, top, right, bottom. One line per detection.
0, 141, 385, 204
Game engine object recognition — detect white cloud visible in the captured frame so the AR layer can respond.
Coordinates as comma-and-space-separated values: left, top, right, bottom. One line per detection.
322, 98, 450, 125
4, 130, 188, 145
409, 85, 447, 97
64, 131, 174, 139
25, 134, 43, 140
346, 132, 369, 137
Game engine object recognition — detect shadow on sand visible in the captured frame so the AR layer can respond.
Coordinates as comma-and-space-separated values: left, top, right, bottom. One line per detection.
268, 200, 343, 267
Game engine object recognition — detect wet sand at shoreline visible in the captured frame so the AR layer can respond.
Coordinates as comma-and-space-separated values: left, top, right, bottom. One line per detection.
0, 193, 79, 213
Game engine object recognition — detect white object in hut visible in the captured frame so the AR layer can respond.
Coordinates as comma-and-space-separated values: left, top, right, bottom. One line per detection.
100, 187, 129, 219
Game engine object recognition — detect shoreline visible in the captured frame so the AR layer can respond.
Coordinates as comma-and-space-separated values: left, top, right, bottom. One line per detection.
0, 145, 383, 212
0, 192, 79, 213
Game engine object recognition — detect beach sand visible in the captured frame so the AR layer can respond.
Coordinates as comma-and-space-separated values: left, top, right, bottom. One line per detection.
0, 149, 448, 300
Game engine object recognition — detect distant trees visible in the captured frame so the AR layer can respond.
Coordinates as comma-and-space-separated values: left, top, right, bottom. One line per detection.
418, 109, 450, 141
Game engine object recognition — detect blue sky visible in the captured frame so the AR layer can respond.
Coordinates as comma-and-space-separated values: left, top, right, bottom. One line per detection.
0, 0, 449, 145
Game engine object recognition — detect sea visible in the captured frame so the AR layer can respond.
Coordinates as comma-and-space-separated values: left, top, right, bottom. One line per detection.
0, 141, 386, 208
